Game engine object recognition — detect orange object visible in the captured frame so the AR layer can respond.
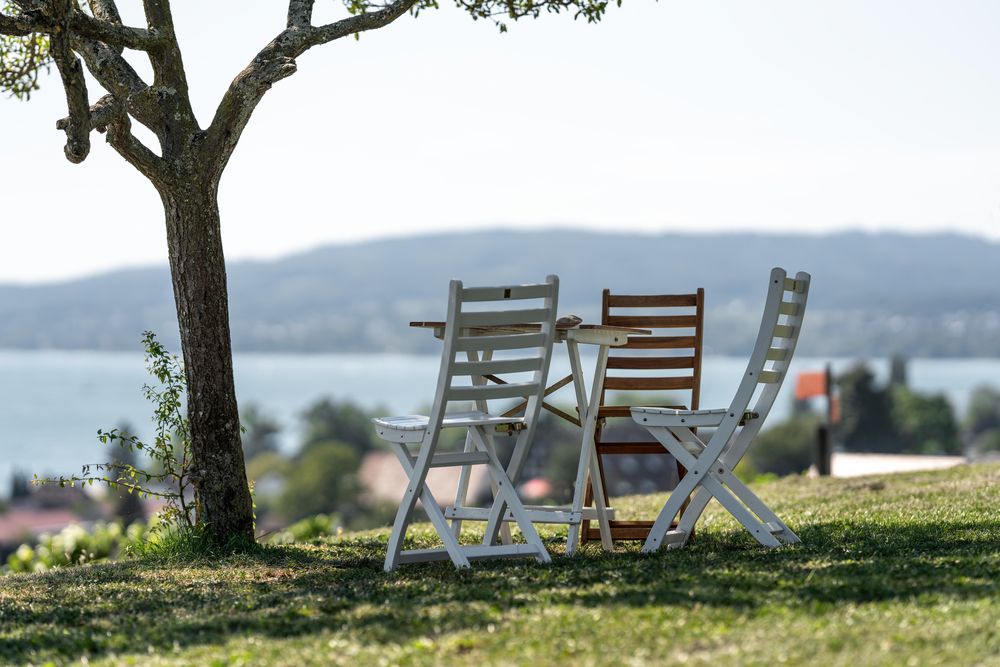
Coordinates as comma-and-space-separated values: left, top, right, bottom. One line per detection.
795, 371, 827, 400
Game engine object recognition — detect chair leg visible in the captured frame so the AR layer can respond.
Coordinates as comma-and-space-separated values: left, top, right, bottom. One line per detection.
675, 457, 695, 539
710, 467, 800, 544
700, 475, 782, 547
641, 467, 703, 553
386, 443, 471, 571
481, 440, 551, 564
450, 429, 476, 540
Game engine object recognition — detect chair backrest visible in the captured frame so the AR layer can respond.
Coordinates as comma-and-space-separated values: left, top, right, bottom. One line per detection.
425, 276, 560, 438
600, 288, 705, 413
721, 268, 811, 457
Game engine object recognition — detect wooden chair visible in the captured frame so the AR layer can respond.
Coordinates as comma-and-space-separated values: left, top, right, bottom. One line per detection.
581, 287, 705, 544
631, 268, 810, 552
373, 276, 559, 571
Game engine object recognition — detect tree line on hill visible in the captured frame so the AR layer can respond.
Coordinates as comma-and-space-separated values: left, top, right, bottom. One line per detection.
2, 231, 1000, 357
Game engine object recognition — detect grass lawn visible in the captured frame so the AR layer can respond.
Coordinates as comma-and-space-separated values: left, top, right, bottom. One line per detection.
2, 464, 999, 666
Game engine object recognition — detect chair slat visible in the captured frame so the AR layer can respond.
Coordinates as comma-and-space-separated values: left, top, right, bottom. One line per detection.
458, 308, 551, 327
623, 335, 697, 349
778, 301, 801, 316
605, 315, 697, 328
757, 370, 782, 384
447, 381, 540, 401
604, 376, 695, 390
606, 294, 698, 307
460, 284, 553, 302
765, 347, 789, 361
454, 332, 547, 352
773, 324, 797, 339
606, 356, 695, 370
452, 357, 543, 376
783, 277, 807, 293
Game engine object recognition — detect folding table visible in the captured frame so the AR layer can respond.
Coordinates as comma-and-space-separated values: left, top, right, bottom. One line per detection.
410, 321, 650, 554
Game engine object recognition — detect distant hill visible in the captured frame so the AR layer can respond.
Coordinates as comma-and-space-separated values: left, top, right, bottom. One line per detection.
2, 230, 999, 357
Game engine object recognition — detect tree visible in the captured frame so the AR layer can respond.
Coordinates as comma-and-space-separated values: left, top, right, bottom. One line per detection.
837, 363, 896, 452
889, 386, 960, 455
279, 440, 360, 522
1, 0, 615, 545
301, 398, 378, 457
240, 404, 282, 462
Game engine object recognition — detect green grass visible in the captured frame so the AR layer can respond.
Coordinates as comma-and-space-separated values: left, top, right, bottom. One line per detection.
2, 464, 999, 666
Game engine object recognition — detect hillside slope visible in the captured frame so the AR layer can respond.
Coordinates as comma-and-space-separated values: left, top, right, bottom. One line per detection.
2, 464, 999, 666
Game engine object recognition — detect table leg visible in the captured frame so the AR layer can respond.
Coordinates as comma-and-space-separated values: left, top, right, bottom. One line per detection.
566, 341, 614, 554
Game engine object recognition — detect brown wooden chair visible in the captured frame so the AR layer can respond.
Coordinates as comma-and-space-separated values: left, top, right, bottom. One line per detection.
581, 288, 705, 544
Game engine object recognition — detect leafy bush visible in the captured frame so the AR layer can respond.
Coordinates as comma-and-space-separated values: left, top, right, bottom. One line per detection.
266, 514, 340, 545
6, 521, 147, 574
744, 414, 818, 477
35, 332, 197, 529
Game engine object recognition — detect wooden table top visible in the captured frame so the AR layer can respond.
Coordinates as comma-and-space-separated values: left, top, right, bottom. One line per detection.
409, 321, 652, 336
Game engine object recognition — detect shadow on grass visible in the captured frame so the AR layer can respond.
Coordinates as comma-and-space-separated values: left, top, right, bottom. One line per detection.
1, 517, 997, 663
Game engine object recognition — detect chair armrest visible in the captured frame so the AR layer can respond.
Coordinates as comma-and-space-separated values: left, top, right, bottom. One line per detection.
630, 407, 729, 428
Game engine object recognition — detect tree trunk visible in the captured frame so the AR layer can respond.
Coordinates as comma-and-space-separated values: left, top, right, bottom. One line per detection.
161, 182, 254, 545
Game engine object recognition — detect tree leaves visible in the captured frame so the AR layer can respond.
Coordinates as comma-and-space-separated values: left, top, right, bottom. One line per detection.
0, 2, 51, 100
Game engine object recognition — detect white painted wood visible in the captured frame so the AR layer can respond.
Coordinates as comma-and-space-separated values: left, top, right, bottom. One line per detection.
446, 381, 541, 401
455, 332, 547, 352
452, 357, 543, 376
374, 276, 559, 570
461, 284, 553, 302
630, 268, 811, 553
428, 451, 491, 467
459, 308, 552, 327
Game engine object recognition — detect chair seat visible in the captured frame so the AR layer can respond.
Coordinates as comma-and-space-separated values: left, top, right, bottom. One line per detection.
373, 412, 526, 443
630, 407, 729, 428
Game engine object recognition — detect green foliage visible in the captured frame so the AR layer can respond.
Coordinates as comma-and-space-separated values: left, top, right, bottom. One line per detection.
974, 430, 1000, 453
0, 2, 50, 100
745, 414, 818, 477
5, 520, 147, 574
241, 403, 282, 461
34, 332, 197, 530
266, 513, 340, 545
837, 363, 896, 452
965, 385, 1000, 435
128, 521, 258, 564
279, 441, 361, 522
300, 398, 378, 456
889, 385, 961, 455
838, 361, 961, 455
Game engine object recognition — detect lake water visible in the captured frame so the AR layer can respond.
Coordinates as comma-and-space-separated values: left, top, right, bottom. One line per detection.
1, 350, 998, 494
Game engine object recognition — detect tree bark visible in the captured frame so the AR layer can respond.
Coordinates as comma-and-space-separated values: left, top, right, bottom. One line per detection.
161, 182, 253, 545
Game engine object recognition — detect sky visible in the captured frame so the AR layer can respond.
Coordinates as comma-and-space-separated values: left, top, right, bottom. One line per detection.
1, 0, 999, 283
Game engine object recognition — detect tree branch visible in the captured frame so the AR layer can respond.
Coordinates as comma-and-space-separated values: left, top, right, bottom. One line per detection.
140, 0, 197, 149
61, 95, 171, 184
306, 0, 419, 46
0, 5, 50, 36
69, 10, 163, 51
48, 0, 91, 163
204, 0, 418, 178
70, 35, 159, 131
1, 3, 161, 50
89, 0, 123, 53
287, 0, 314, 28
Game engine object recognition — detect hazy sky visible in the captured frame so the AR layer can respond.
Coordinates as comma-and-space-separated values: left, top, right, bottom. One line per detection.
1, 0, 998, 283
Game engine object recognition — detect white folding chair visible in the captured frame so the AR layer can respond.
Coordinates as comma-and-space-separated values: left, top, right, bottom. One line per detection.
630, 268, 810, 552
374, 276, 559, 571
